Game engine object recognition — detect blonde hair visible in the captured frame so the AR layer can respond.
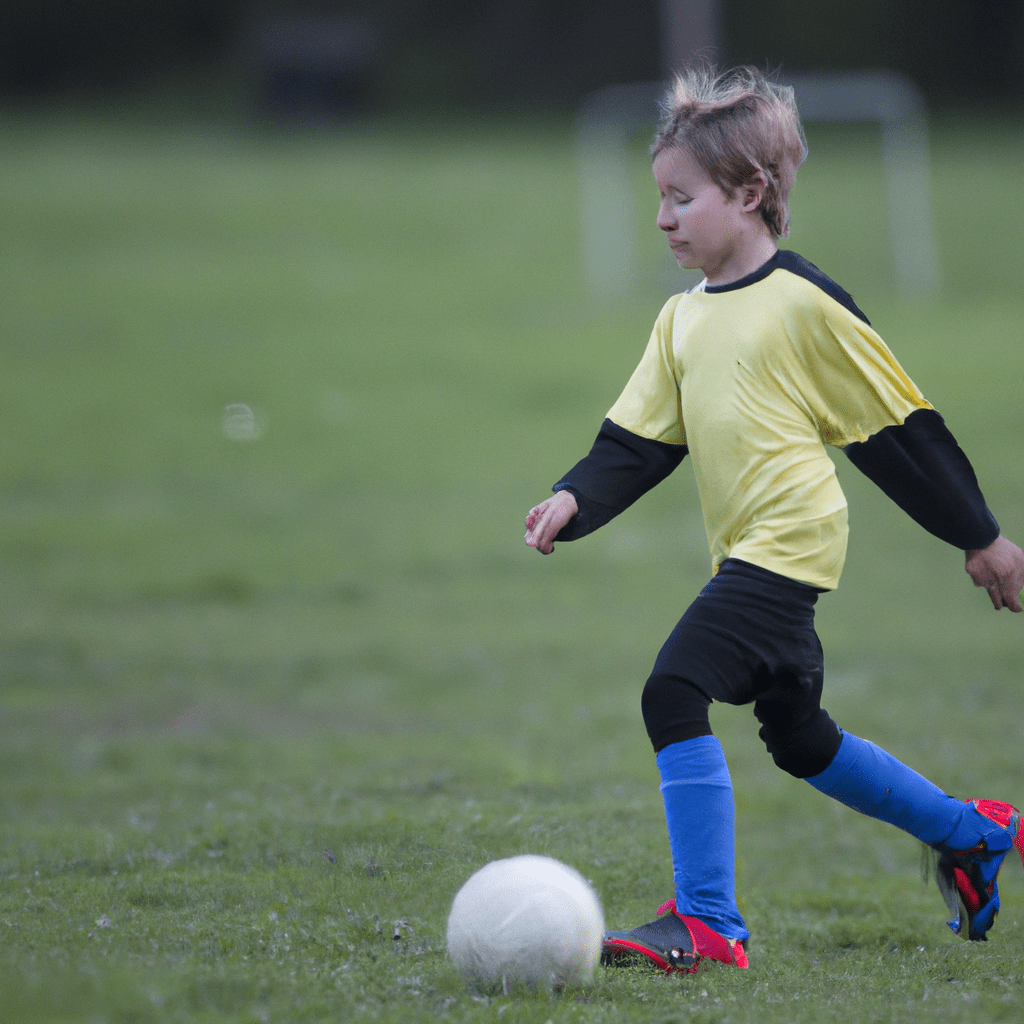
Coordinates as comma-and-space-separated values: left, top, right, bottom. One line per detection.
652, 66, 807, 238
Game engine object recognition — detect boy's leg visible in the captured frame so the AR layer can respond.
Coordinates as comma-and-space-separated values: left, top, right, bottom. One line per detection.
754, 666, 1023, 942
806, 731, 1023, 940
604, 561, 822, 971
602, 568, 760, 971
656, 735, 749, 941
636, 575, 750, 943
602, 733, 749, 971
806, 731, 1001, 847
805, 732, 965, 843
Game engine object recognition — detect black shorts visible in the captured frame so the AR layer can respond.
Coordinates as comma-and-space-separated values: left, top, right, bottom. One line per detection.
641, 558, 842, 777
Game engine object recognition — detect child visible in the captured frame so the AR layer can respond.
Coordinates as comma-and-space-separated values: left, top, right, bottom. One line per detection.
524, 65, 1024, 973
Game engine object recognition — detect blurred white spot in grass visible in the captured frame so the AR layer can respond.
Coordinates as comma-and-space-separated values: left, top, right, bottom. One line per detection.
222, 403, 264, 440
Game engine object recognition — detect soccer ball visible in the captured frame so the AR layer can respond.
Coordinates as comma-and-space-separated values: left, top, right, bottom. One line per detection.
446, 854, 604, 992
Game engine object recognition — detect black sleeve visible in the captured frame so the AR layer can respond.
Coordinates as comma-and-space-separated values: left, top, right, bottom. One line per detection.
843, 407, 999, 550
551, 418, 688, 542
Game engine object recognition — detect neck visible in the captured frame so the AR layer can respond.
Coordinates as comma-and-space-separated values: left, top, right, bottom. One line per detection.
704, 234, 778, 287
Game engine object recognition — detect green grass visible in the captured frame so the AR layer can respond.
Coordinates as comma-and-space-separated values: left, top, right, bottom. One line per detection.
2, 103, 1024, 1022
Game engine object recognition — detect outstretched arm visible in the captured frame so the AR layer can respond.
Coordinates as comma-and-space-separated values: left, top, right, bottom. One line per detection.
965, 535, 1024, 612
842, 409, 1023, 611
842, 409, 999, 550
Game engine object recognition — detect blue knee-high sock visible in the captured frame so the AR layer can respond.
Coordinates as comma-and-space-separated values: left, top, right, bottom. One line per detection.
656, 735, 749, 941
806, 731, 990, 849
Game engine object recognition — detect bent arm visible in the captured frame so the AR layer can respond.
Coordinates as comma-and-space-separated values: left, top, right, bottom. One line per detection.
551, 418, 688, 542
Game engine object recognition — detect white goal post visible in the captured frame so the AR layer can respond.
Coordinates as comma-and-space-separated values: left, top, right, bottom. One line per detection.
577, 70, 941, 300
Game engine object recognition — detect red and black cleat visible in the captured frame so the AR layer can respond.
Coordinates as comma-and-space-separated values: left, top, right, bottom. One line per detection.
933, 799, 1024, 941
601, 900, 748, 973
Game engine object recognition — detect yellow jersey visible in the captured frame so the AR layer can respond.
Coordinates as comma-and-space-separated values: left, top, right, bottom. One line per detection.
605, 252, 932, 588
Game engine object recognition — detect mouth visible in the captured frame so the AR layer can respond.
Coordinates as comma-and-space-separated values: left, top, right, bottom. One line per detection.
668, 241, 691, 262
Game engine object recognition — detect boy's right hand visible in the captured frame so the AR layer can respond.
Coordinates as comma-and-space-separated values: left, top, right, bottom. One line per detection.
524, 490, 579, 555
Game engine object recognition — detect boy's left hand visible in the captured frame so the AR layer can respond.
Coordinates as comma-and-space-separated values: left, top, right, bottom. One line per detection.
965, 535, 1024, 612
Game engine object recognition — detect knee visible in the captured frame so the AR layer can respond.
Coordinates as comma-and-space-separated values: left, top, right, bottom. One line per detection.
755, 705, 841, 778
641, 671, 712, 752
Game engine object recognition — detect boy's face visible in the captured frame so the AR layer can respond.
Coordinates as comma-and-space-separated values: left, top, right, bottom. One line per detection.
653, 145, 760, 286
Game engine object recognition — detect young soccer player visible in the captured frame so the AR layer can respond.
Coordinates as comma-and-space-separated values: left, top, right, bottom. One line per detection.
524, 66, 1024, 972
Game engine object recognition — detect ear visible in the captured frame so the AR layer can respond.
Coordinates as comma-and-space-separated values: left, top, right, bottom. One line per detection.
740, 170, 768, 214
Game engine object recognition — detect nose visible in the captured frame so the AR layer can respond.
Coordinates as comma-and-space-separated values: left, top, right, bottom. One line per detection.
657, 199, 675, 232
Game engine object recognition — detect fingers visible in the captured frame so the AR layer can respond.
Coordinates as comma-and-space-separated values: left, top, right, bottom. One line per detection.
993, 579, 1023, 613
524, 492, 578, 555
527, 515, 559, 554
989, 588, 1022, 613
524, 502, 555, 554
979, 575, 1011, 610
524, 528, 555, 554
965, 536, 1024, 612
979, 578, 1020, 612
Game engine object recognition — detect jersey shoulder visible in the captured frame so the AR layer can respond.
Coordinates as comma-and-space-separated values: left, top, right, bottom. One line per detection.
773, 250, 871, 326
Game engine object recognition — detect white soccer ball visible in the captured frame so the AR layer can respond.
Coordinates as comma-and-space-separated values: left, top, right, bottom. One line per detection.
446, 854, 604, 992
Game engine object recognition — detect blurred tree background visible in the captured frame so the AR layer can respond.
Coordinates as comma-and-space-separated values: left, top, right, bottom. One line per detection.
0, 0, 1021, 112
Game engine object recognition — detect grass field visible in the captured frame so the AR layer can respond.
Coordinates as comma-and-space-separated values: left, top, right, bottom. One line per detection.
2, 101, 1024, 1022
